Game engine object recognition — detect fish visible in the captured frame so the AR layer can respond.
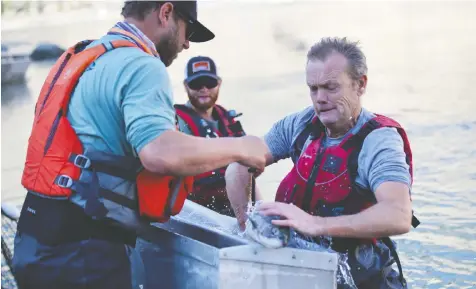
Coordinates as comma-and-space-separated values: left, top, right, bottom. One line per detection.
244, 201, 290, 249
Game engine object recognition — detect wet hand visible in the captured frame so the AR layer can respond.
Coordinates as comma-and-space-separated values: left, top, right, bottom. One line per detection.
257, 202, 325, 237
237, 136, 268, 172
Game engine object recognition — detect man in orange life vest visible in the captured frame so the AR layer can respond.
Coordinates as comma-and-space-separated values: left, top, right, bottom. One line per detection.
175, 56, 261, 216
12, 1, 268, 289
225, 37, 420, 288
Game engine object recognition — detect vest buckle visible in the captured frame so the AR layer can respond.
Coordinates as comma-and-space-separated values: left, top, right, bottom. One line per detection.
56, 175, 73, 188
73, 154, 91, 169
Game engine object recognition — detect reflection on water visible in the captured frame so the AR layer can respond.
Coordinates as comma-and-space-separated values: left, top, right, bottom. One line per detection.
1, 1, 476, 288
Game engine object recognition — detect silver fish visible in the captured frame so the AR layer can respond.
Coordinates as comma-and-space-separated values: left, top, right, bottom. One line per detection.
244, 201, 290, 249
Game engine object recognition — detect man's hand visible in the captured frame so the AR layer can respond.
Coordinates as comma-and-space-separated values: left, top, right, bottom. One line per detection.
257, 202, 325, 237
257, 182, 413, 239
225, 136, 273, 231
236, 135, 269, 172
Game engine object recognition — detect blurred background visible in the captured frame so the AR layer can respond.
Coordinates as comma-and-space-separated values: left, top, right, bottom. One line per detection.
1, 1, 475, 288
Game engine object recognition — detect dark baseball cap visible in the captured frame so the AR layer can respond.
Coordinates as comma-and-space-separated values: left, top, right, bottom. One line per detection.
124, 1, 214, 43
184, 56, 219, 83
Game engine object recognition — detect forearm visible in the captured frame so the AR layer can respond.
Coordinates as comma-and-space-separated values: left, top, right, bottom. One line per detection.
140, 130, 242, 176
319, 201, 412, 239
225, 162, 252, 222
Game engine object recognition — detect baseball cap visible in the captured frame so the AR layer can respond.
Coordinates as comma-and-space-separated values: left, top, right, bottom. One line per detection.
124, 1, 214, 43
184, 56, 219, 84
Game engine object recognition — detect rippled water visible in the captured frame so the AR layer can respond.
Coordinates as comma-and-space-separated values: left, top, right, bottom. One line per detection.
2, 2, 476, 288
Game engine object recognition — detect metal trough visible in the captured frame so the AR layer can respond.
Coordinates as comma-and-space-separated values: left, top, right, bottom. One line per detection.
137, 200, 338, 289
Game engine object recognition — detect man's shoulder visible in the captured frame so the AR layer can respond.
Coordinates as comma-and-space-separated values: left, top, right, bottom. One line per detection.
365, 126, 402, 146
360, 109, 407, 130
290, 105, 316, 123
357, 125, 411, 191
276, 105, 315, 135
86, 34, 166, 75
361, 110, 406, 150
213, 103, 229, 111
288, 106, 317, 139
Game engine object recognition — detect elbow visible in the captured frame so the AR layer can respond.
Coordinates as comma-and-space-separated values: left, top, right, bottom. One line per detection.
393, 207, 412, 235
139, 134, 182, 175
140, 152, 178, 176
394, 221, 411, 235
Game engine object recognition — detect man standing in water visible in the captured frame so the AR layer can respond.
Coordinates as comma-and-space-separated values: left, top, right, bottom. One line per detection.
225, 37, 419, 288
175, 56, 261, 216
13, 1, 268, 289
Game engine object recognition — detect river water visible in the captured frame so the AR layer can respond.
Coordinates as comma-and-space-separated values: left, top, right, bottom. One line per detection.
1, 1, 475, 288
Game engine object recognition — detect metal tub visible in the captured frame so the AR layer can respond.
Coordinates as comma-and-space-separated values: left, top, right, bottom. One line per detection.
137, 201, 338, 289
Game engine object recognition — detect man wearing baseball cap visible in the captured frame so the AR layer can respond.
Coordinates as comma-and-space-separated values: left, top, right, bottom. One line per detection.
120, 0, 215, 66
175, 56, 261, 216
12, 2, 270, 289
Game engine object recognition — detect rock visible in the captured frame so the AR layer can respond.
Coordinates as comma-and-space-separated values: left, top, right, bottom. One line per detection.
30, 42, 65, 61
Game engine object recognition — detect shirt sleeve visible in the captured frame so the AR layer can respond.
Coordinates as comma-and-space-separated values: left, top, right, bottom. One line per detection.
357, 127, 412, 193
264, 106, 315, 163
120, 55, 176, 154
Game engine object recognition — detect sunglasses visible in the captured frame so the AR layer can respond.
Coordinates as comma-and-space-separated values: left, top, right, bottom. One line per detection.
188, 77, 218, 91
174, 9, 195, 40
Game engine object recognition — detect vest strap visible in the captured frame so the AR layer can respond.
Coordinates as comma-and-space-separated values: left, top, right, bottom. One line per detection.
54, 175, 137, 212
69, 153, 141, 181
17, 192, 137, 247
381, 237, 406, 287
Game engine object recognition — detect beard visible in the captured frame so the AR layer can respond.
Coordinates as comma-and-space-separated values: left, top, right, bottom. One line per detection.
189, 89, 219, 111
156, 26, 179, 67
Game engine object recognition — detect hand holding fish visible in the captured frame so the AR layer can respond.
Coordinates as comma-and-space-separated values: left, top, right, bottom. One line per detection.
257, 202, 325, 237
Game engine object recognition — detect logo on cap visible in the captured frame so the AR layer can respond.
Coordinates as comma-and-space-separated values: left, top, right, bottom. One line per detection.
192, 61, 211, 73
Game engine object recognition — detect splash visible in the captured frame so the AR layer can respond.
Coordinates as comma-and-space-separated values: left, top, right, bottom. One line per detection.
286, 231, 358, 289
172, 200, 244, 236
336, 253, 358, 289
244, 202, 357, 288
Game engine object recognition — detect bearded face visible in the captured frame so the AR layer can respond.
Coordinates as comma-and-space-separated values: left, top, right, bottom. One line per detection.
185, 76, 221, 111
156, 23, 181, 67
155, 12, 189, 67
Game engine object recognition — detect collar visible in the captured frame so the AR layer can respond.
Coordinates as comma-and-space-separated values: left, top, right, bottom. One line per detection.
111, 21, 158, 56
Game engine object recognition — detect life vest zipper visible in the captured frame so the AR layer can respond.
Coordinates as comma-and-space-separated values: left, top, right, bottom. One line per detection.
43, 110, 62, 155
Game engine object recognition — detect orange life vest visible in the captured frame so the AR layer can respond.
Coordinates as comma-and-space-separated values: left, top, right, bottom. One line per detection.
21, 28, 194, 226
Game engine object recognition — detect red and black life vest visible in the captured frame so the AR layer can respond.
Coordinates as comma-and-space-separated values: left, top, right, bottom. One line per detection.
275, 114, 420, 286
174, 104, 245, 215
20, 28, 194, 231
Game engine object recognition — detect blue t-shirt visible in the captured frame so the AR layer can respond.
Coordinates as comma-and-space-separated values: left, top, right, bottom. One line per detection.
67, 34, 176, 157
